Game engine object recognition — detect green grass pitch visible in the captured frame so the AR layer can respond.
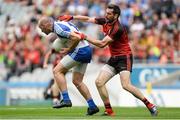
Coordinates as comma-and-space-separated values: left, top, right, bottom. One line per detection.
0, 106, 180, 119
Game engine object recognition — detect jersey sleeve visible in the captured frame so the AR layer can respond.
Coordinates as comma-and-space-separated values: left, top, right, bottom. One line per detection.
53, 22, 70, 39
95, 17, 106, 25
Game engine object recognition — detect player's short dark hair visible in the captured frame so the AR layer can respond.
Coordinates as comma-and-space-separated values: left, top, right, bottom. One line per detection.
107, 4, 121, 17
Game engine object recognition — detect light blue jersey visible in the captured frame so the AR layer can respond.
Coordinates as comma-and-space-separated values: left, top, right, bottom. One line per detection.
53, 21, 92, 63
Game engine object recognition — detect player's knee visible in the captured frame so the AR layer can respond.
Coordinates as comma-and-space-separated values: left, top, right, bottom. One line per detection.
72, 79, 78, 86
53, 68, 61, 77
53, 67, 64, 76
95, 79, 104, 87
73, 79, 82, 88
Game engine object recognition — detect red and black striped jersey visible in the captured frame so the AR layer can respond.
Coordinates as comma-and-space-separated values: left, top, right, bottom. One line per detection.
95, 17, 132, 56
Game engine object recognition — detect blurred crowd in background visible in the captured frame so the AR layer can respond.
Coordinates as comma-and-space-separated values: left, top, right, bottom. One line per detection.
0, 0, 179, 81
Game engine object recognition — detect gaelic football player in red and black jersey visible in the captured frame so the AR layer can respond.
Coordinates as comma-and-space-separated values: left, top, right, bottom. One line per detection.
58, 4, 158, 116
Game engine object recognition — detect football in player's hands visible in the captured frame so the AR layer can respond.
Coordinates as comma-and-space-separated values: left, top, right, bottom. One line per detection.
52, 38, 68, 52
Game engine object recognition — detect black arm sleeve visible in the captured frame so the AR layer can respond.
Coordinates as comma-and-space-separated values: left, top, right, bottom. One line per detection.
95, 17, 106, 25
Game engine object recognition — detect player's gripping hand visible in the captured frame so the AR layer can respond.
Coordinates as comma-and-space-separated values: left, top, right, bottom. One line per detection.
74, 31, 87, 40
57, 15, 73, 21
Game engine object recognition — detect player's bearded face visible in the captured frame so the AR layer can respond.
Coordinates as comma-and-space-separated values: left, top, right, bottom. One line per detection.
105, 9, 116, 23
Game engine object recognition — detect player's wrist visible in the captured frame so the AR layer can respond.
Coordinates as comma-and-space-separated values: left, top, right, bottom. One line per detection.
74, 31, 86, 40
79, 33, 87, 40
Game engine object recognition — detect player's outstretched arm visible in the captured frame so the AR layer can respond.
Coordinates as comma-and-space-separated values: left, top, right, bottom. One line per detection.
69, 31, 111, 48
86, 35, 113, 48
58, 15, 95, 23
73, 15, 95, 23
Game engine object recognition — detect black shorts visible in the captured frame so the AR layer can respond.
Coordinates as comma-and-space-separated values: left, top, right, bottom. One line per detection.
107, 54, 133, 73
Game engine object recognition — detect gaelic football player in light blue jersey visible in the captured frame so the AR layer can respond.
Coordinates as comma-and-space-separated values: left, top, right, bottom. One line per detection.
38, 17, 99, 115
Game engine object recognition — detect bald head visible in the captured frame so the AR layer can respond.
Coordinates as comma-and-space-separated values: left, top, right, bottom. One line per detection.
38, 17, 54, 35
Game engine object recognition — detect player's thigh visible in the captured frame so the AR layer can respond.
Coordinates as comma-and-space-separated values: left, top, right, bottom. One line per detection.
96, 64, 116, 86
53, 61, 68, 74
72, 63, 87, 82
54, 55, 79, 73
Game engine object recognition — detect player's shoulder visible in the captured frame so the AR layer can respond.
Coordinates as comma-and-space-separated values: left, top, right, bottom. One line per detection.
114, 20, 121, 28
54, 21, 72, 30
55, 21, 77, 28
54, 21, 68, 26
110, 21, 123, 37
54, 21, 79, 32
114, 21, 123, 32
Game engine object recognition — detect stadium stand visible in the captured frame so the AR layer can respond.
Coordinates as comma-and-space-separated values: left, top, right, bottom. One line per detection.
0, 0, 179, 81
0, 0, 179, 106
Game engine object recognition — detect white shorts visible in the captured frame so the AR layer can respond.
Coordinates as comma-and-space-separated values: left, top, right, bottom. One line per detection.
60, 55, 87, 74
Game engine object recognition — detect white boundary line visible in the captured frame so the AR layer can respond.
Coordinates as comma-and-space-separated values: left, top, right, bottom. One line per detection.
0, 107, 51, 110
